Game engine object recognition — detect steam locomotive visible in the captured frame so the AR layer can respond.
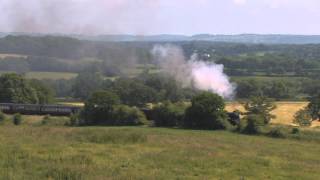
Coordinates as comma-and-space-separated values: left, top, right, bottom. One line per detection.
0, 103, 81, 116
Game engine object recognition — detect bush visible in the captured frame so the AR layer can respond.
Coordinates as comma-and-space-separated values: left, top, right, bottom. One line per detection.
293, 108, 312, 127
243, 114, 265, 134
184, 92, 230, 130
0, 111, 5, 122
153, 102, 186, 127
13, 113, 22, 125
41, 115, 51, 125
112, 105, 147, 126
268, 127, 286, 138
291, 127, 300, 134
69, 113, 83, 126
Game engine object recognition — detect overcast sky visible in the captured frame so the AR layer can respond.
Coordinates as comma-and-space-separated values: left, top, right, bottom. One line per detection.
0, 0, 319, 35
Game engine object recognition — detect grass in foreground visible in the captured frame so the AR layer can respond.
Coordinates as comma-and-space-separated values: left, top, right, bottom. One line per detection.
0, 120, 320, 179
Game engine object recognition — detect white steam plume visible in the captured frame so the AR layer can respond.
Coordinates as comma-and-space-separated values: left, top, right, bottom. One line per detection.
152, 44, 236, 99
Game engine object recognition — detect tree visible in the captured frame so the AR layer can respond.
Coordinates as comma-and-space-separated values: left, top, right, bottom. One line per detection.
153, 102, 187, 127
72, 72, 104, 100
307, 94, 320, 121
244, 96, 276, 124
242, 114, 265, 134
82, 91, 120, 125
111, 78, 158, 107
236, 79, 263, 98
184, 92, 230, 130
0, 73, 39, 104
29, 79, 55, 104
293, 108, 312, 126
112, 105, 147, 126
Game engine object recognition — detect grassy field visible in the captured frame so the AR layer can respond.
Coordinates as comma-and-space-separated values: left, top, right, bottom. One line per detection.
230, 76, 309, 82
24, 72, 78, 80
0, 71, 78, 80
0, 117, 320, 179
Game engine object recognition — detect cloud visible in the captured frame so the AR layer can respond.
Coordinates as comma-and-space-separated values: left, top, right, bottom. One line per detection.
233, 0, 247, 5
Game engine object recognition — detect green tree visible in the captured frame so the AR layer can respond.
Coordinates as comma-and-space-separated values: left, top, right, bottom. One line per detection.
83, 91, 120, 125
153, 102, 187, 127
111, 78, 158, 107
293, 108, 312, 127
0, 73, 39, 103
243, 114, 265, 134
184, 92, 230, 130
29, 79, 55, 104
72, 72, 104, 100
244, 96, 276, 124
308, 94, 320, 121
112, 105, 147, 126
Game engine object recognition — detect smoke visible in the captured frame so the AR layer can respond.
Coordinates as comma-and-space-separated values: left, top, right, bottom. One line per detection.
152, 44, 236, 99
0, 0, 160, 35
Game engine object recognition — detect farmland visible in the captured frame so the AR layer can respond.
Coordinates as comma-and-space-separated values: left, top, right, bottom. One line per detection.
0, 71, 78, 80
226, 101, 317, 126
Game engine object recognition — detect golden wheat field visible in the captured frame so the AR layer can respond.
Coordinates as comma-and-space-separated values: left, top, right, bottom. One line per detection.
226, 101, 320, 127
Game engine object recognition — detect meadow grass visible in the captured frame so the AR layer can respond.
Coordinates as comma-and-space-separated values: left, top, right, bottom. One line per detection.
0, 116, 320, 179
25, 72, 78, 80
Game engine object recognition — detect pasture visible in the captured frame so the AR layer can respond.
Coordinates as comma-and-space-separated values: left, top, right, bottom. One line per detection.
0, 71, 78, 80
0, 118, 320, 179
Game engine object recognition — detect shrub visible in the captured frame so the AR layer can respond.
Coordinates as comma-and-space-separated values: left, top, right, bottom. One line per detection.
112, 105, 147, 126
13, 113, 22, 125
291, 127, 300, 134
0, 111, 5, 122
293, 108, 312, 127
41, 115, 51, 125
153, 102, 186, 127
243, 114, 265, 134
69, 113, 83, 126
268, 127, 286, 138
184, 92, 230, 130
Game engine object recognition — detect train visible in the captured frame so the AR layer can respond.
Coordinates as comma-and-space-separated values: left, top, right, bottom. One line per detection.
0, 103, 81, 116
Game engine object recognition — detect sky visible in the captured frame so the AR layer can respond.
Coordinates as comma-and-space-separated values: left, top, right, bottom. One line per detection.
0, 0, 320, 35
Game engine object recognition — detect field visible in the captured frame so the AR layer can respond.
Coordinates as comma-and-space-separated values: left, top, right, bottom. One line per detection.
226, 101, 320, 127
24, 72, 78, 80
0, 119, 320, 179
0, 53, 27, 59
0, 71, 78, 80
230, 76, 309, 82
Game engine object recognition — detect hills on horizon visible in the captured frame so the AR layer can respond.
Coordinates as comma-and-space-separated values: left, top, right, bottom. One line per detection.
2, 32, 320, 44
